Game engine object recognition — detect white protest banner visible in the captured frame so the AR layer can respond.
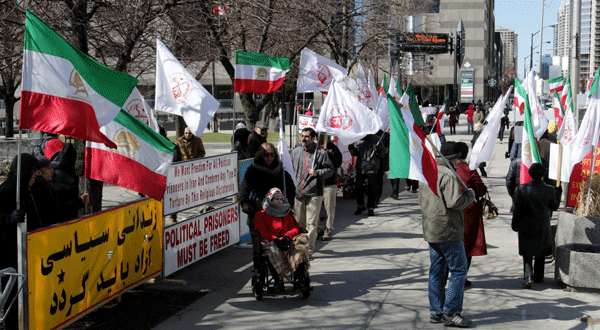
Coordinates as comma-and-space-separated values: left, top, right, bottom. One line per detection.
164, 153, 238, 215
163, 203, 240, 276
298, 114, 318, 132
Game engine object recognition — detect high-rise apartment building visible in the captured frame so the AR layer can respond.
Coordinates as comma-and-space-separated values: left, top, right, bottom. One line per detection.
495, 26, 518, 77
553, 0, 571, 77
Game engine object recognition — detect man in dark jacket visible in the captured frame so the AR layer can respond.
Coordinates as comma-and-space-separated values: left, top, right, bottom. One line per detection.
318, 135, 343, 241
419, 142, 475, 327
248, 122, 268, 157
511, 163, 561, 289
291, 128, 334, 258
349, 134, 385, 216
0, 153, 58, 330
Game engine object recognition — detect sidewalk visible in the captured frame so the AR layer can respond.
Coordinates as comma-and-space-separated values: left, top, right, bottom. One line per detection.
142, 124, 600, 330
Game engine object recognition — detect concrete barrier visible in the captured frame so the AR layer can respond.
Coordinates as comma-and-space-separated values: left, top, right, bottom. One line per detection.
556, 243, 600, 290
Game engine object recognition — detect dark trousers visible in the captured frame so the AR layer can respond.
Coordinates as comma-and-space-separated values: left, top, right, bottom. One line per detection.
406, 178, 419, 192
356, 172, 380, 209
391, 178, 401, 195
450, 124, 456, 135
523, 255, 545, 282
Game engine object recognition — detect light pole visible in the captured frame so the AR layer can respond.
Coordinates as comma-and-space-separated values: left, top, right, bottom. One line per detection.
530, 24, 556, 73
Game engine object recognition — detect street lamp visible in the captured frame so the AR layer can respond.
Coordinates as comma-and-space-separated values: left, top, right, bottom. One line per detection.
530, 24, 556, 73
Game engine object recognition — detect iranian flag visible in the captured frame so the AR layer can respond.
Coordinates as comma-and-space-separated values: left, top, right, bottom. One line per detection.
379, 73, 388, 94
85, 109, 175, 201
548, 76, 564, 94
515, 79, 541, 184
549, 76, 565, 128
435, 98, 448, 136
20, 10, 137, 148
234, 51, 290, 94
560, 75, 573, 111
557, 76, 577, 145
389, 89, 438, 196
388, 76, 401, 100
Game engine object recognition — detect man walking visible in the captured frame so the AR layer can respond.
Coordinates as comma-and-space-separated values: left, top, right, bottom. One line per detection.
318, 135, 342, 241
419, 141, 475, 328
292, 128, 334, 259
349, 134, 385, 216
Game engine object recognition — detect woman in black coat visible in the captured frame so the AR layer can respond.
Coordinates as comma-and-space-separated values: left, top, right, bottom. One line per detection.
239, 142, 295, 228
511, 163, 561, 289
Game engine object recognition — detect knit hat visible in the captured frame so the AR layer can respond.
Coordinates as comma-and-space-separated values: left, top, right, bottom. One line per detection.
529, 162, 546, 180
440, 141, 461, 160
267, 187, 284, 200
36, 155, 58, 169
457, 142, 469, 160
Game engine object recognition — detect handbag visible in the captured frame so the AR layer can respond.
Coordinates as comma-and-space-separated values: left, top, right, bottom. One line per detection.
481, 192, 498, 219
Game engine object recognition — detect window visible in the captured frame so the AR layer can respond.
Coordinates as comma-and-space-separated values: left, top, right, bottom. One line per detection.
427, 0, 440, 13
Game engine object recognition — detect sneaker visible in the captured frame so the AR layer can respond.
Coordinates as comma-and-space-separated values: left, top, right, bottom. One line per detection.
391, 193, 399, 200
443, 314, 473, 328
322, 235, 331, 241
430, 313, 444, 324
354, 206, 366, 215
523, 277, 533, 289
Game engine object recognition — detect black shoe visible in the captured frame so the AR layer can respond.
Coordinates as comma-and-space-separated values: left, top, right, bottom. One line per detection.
275, 281, 285, 292
430, 313, 444, 324
464, 279, 472, 287
367, 209, 375, 216
411, 189, 418, 193
523, 277, 533, 289
391, 193, 399, 200
354, 206, 366, 215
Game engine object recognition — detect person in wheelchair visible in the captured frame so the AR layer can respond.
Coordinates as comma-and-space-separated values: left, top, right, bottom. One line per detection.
255, 188, 310, 292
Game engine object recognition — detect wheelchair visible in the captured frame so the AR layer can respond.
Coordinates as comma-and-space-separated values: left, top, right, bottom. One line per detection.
249, 225, 313, 300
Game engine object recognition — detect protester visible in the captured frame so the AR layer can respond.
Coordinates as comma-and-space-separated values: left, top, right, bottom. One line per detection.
305, 107, 313, 116
454, 102, 462, 125
0, 153, 58, 330
511, 163, 561, 289
248, 122, 268, 157
348, 133, 385, 216
375, 130, 390, 204
498, 112, 509, 143
390, 178, 401, 199
465, 105, 474, 134
291, 128, 334, 260
318, 135, 343, 241
43, 145, 90, 222
176, 127, 206, 160
240, 143, 295, 229
456, 142, 488, 287
473, 106, 485, 125
254, 187, 310, 292
505, 154, 521, 214
471, 123, 487, 178
418, 141, 475, 328
448, 107, 457, 135
232, 127, 252, 161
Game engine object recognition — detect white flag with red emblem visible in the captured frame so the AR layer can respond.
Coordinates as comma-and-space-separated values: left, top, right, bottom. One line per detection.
123, 87, 159, 132
315, 80, 382, 145
155, 38, 220, 137
357, 62, 376, 108
297, 48, 347, 93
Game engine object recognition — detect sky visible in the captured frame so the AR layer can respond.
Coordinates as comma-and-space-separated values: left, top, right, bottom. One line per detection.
494, 0, 564, 80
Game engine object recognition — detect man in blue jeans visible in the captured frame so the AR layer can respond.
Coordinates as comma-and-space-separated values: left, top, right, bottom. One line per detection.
418, 141, 475, 328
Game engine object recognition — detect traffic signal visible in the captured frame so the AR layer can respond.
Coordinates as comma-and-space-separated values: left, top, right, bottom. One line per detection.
456, 20, 465, 68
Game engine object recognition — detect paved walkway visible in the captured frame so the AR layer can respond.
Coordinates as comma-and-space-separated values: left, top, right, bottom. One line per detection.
104, 124, 600, 330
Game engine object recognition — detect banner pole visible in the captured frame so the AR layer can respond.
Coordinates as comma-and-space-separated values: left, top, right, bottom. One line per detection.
16, 129, 28, 330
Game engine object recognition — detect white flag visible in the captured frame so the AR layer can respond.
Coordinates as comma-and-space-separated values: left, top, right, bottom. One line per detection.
524, 70, 549, 138
388, 76, 401, 100
315, 80, 382, 145
367, 69, 378, 108
469, 87, 513, 170
357, 62, 375, 107
557, 106, 578, 145
374, 88, 390, 133
278, 108, 297, 187
155, 38, 220, 137
297, 48, 347, 93
123, 87, 160, 132
568, 97, 599, 176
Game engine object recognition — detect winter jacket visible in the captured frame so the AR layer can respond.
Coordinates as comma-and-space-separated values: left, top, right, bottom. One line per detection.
506, 158, 521, 200
239, 157, 295, 216
248, 131, 267, 157
511, 179, 561, 256
232, 128, 252, 161
456, 162, 488, 257
176, 135, 205, 160
254, 210, 300, 241
291, 142, 334, 199
465, 108, 474, 122
418, 157, 475, 243
348, 134, 385, 174
51, 143, 85, 222
473, 110, 485, 124
321, 142, 343, 186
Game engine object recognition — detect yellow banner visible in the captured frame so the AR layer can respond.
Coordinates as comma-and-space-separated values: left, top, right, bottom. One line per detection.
27, 199, 163, 330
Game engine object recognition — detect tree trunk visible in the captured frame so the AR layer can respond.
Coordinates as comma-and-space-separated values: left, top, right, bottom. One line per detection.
175, 116, 186, 139
4, 93, 17, 138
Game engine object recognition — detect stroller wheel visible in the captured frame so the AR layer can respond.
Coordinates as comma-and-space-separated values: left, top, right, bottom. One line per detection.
252, 275, 263, 301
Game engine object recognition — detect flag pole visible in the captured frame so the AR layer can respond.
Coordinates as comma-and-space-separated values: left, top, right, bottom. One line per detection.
311, 131, 321, 169
16, 129, 28, 329
426, 135, 469, 191
556, 143, 563, 188
279, 108, 287, 199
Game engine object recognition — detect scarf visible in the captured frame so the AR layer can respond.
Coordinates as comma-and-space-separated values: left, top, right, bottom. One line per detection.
262, 196, 291, 218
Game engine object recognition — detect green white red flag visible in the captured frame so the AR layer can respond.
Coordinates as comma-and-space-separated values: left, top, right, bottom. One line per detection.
389, 88, 438, 196
435, 98, 448, 136
515, 79, 541, 184
20, 10, 137, 148
85, 109, 175, 201
234, 51, 290, 94
548, 76, 565, 128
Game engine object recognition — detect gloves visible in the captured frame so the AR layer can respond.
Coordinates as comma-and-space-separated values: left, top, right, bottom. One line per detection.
10, 209, 25, 224
241, 202, 257, 215
274, 236, 291, 251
